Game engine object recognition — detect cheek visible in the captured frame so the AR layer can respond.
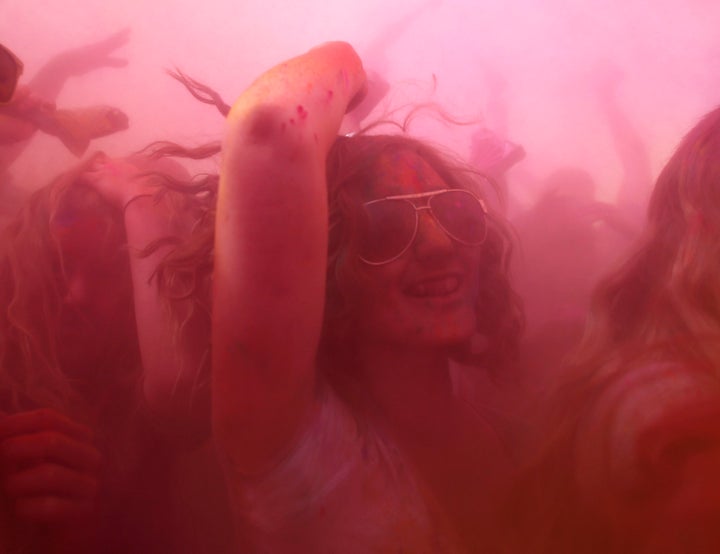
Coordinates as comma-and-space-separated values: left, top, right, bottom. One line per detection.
334, 257, 399, 322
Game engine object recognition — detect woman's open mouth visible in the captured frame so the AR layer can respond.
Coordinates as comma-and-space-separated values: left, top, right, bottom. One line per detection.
405, 274, 462, 297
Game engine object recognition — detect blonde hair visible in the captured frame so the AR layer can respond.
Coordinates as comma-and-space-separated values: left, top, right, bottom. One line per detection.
505, 105, 720, 554
0, 158, 137, 419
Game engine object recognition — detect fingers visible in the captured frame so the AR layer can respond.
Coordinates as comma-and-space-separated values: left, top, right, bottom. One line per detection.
100, 27, 131, 51
346, 80, 369, 113
0, 409, 103, 523
14, 495, 96, 522
0, 408, 94, 443
87, 27, 131, 57
1, 430, 102, 473
62, 27, 131, 76
5, 462, 98, 500
104, 107, 130, 128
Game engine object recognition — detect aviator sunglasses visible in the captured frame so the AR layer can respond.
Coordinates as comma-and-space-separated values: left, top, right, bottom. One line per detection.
358, 188, 488, 265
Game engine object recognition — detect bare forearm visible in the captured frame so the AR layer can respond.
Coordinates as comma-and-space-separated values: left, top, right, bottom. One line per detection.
216, 41, 365, 374
124, 195, 208, 441
212, 42, 365, 473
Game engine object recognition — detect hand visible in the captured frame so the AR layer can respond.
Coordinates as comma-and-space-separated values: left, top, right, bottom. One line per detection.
0, 408, 102, 523
231, 41, 366, 151
49, 28, 130, 78
345, 69, 384, 121
0, 85, 55, 117
470, 128, 508, 170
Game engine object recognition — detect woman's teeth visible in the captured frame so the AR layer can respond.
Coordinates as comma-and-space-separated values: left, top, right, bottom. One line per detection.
407, 276, 461, 297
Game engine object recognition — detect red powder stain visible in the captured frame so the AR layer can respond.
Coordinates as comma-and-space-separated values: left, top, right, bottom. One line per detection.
296, 104, 308, 119
326, 89, 334, 102
289, 118, 295, 125
281, 122, 287, 132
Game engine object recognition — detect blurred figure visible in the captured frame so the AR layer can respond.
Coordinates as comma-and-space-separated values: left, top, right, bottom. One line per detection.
0, 42, 24, 106
468, 60, 526, 216
594, 61, 653, 226
0, 31, 130, 229
0, 152, 211, 553
507, 105, 720, 553
0, 30, 129, 161
343, 0, 442, 133
514, 168, 632, 330
212, 42, 523, 552
511, 63, 650, 393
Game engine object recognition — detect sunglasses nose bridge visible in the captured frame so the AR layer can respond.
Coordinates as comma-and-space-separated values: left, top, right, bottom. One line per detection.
412, 204, 454, 253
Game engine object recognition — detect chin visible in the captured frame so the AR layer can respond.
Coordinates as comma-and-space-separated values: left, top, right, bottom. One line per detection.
425, 327, 476, 348
402, 310, 478, 348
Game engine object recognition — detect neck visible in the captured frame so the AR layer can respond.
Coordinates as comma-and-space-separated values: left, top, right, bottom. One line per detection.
351, 341, 455, 429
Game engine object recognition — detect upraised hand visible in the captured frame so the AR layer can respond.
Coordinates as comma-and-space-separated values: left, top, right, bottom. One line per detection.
50, 28, 131, 77
28, 28, 131, 101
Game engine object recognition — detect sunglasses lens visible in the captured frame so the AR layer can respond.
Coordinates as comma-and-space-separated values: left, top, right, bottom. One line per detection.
430, 190, 487, 244
359, 199, 416, 264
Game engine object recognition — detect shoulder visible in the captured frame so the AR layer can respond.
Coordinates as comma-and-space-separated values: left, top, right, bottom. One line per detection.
573, 360, 720, 549
231, 385, 455, 551
576, 361, 720, 475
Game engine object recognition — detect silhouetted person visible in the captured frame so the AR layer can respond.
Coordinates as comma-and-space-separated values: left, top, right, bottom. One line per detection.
507, 104, 720, 554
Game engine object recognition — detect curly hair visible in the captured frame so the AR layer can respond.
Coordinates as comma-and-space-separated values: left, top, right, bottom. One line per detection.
0, 159, 138, 420
321, 132, 524, 376
573, 105, 720, 378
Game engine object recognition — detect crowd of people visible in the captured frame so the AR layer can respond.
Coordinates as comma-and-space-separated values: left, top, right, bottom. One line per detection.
1, 32, 720, 554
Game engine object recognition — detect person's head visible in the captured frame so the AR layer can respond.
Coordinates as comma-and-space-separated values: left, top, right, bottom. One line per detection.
576, 105, 720, 371
0, 43, 22, 104
540, 167, 596, 206
322, 133, 523, 373
0, 159, 137, 414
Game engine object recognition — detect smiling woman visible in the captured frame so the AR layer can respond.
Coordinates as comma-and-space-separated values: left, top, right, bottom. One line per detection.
212, 42, 523, 552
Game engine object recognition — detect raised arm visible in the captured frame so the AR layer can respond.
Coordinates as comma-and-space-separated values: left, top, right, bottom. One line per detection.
83, 154, 210, 444
28, 28, 129, 100
594, 63, 652, 221
0, 30, 129, 168
213, 43, 365, 475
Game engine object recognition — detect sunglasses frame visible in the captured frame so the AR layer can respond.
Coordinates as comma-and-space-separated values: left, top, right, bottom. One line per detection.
359, 188, 488, 266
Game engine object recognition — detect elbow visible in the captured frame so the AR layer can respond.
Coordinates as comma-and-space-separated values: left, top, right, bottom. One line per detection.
235, 104, 287, 145
225, 103, 323, 162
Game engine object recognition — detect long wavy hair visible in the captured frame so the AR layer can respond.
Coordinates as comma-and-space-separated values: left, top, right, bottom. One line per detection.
0, 85, 223, 423
504, 106, 720, 553
0, 158, 137, 422
321, 131, 524, 377
138, 68, 225, 337
576, 105, 720, 376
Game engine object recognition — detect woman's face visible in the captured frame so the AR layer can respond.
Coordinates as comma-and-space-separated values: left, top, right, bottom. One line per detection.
52, 207, 134, 375
339, 149, 483, 350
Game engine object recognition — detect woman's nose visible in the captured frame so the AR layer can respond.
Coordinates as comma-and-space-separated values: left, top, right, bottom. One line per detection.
412, 209, 454, 260
63, 273, 88, 306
